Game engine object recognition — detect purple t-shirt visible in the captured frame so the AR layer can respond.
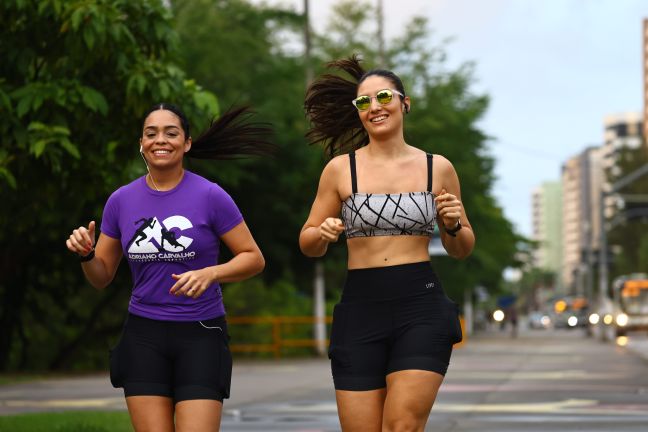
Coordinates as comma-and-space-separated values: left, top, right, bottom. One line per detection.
100, 170, 243, 321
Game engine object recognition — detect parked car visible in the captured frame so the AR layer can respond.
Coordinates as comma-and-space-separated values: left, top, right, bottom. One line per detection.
528, 311, 551, 329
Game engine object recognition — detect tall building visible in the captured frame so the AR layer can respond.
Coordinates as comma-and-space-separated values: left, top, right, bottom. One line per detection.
561, 147, 604, 294
601, 113, 644, 219
531, 181, 563, 277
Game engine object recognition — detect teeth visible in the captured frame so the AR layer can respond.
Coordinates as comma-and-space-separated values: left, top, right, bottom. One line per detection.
153, 150, 171, 154
371, 115, 387, 123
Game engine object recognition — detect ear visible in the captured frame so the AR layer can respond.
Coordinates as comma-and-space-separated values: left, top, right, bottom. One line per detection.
184, 137, 192, 153
403, 95, 411, 114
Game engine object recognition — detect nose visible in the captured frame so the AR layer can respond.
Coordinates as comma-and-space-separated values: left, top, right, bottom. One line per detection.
154, 132, 167, 144
369, 97, 382, 111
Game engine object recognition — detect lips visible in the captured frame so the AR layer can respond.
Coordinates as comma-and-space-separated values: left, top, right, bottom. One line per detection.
152, 149, 172, 156
370, 115, 388, 123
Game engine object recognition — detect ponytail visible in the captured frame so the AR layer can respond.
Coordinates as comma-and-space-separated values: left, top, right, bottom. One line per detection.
304, 55, 367, 157
304, 55, 409, 158
189, 106, 275, 159
142, 103, 275, 160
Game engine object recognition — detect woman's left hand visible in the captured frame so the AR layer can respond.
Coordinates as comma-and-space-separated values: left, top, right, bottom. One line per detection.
435, 188, 462, 230
169, 267, 217, 299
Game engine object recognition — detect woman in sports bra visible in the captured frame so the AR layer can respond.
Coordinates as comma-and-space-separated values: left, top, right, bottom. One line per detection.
299, 56, 475, 431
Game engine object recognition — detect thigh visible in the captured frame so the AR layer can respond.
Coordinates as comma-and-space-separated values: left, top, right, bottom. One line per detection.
175, 399, 223, 432
335, 388, 386, 432
382, 370, 444, 432
329, 301, 391, 391
126, 395, 174, 432
172, 317, 232, 403
119, 315, 173, 398
387, 293, 460, 376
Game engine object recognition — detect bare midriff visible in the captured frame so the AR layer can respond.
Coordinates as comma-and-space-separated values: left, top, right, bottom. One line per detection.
346, 235, 431, 269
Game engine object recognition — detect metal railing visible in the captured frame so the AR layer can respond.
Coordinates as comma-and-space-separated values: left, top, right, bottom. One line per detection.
227, 316, 333, 359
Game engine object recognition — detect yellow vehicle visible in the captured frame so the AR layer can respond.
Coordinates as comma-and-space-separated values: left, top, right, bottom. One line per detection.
592, 274, 648, 339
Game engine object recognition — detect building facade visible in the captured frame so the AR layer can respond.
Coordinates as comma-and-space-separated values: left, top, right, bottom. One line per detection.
560, 147, 604, 295
531, 181, 563, 277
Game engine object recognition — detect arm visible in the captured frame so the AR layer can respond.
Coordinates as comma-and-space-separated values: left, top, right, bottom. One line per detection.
299, 157, 345, 257
66, 221, 123, 289
434, 157, 475, 259
169, 221, 264, 298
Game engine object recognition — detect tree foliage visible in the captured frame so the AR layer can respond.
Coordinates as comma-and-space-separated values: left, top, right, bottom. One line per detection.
607, 145, 648, 279
0, 0, 217, 371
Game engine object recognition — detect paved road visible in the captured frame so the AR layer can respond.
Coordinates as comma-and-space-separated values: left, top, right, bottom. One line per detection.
2, 328, 648, 431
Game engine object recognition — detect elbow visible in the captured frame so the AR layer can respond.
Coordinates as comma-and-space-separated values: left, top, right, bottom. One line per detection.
298, 229, 324, 258
252, 251, 266, 276
92, 280, 111, 290
298, 237, 326, 258
451, 250, 472, 260
453, 243, 475, 260
300, 244, 325, 258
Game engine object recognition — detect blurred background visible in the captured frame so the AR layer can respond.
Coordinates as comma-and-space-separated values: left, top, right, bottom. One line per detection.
0, 0, 647, 378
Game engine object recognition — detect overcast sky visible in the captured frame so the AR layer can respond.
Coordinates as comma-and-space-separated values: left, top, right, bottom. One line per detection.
254, 0, 648, 236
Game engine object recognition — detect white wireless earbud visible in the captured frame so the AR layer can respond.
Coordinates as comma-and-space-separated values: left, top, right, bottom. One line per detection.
139, 145, 150, 171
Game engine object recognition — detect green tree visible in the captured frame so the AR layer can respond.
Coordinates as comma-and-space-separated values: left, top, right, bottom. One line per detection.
0, 0, 217, 370
607, 145, 648, 279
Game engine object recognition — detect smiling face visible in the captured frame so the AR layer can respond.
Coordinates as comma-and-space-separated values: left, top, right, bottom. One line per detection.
355, 75, 409, 140
140, 109, 192, 171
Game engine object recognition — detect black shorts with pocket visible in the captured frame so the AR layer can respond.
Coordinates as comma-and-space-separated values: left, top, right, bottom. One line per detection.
328, 261, 462, 391
109, 313, 232, 403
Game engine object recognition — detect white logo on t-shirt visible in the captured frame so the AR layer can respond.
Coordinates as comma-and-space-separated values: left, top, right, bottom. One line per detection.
127, 215, 194, 253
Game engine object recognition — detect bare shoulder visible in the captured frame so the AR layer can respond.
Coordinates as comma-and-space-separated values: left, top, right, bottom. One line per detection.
322, 153, 348, 176
432, 154, 456, 175
319, 153, 351, 186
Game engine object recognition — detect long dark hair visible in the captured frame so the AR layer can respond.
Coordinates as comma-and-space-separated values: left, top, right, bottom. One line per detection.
304, 55, 407, 157
142, 103, 276, 159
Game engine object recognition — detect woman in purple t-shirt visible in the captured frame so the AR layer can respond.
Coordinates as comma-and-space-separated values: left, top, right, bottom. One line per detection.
66, 103, 273, 431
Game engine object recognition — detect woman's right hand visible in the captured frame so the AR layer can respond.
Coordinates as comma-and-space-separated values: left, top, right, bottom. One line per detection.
319, 217, 345, 243
66, 221, 96, 258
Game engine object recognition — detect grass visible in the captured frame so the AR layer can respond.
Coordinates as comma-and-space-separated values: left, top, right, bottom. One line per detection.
0, 374, 48, 386
0, 411, 133, 432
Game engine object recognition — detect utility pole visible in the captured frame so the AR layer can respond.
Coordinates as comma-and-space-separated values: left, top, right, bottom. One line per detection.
304, 0, 327, 356
304, 0, 313, 85
377, 0, 385, 67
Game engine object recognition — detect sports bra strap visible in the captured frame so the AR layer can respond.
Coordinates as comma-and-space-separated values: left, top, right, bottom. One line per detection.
426, 153, 433, 192
349, 151, 358, 194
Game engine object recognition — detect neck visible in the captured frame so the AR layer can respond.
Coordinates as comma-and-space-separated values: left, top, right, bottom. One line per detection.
146, 167, 185, 191
365, 135, 408, 159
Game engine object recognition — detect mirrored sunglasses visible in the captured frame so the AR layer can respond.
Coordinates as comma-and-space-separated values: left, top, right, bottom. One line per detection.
351, 88, 404, 111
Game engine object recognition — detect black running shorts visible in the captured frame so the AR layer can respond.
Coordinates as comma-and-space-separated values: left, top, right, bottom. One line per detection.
328, 262, 462, 391
109, 313, 232, 403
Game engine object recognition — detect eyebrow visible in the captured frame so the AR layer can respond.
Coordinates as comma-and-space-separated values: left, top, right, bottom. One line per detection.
143, 125, 181, 131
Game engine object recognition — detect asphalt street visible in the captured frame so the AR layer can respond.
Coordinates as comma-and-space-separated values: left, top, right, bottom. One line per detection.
2, 327, 648, 431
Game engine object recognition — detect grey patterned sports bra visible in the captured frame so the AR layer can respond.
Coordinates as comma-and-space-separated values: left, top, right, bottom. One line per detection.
341, 151, 437, 238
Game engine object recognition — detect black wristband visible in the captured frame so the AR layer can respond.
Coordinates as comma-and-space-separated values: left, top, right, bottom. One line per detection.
444, 220, 462, 237
79, 248, 95, 262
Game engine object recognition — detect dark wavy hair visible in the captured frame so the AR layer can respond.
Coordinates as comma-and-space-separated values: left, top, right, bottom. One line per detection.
304, 55, 407, 157
141, 103, 276, 159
